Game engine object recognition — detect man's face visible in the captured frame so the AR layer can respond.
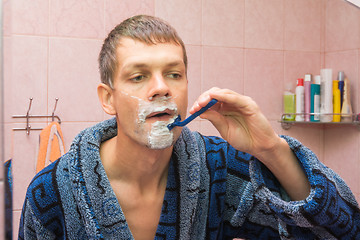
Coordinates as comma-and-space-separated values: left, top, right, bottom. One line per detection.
110, 38, 188, 149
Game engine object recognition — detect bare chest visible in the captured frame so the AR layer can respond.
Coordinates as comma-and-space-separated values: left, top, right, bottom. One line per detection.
111, 185, 165, 240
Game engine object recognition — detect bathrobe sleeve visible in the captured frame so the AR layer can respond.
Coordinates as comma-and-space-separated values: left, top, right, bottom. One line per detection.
201, 134, 360, 239
246, 135, 360, 238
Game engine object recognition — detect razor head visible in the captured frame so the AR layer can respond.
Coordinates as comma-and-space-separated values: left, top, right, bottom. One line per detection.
167, 115, 181, 130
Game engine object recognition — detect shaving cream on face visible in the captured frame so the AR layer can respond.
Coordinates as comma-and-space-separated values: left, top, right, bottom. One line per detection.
148, 121, 174, 149
138, 96, 177, 123
115, 89, 181, 149
136, 96, 179, 149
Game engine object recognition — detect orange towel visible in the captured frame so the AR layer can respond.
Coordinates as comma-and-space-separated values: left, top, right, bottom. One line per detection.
36, 122, 65, 173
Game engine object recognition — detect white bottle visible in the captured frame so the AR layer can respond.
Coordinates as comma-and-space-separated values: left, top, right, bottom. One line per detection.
295, 78, 305, 121
320, 69, 333, 122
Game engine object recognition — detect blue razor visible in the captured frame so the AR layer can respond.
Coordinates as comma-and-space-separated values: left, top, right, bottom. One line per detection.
167, 99, 218, 130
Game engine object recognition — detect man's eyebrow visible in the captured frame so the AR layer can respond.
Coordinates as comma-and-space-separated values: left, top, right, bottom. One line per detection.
166, 61, 183, 67
124, 63, 148, 69
123, 61, 184, 70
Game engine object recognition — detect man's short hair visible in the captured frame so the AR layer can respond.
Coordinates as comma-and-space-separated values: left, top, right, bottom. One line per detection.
98, 15, 188, 88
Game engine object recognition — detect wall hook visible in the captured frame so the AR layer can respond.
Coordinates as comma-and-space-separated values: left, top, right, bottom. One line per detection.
26, 98, 34, 134
52, 98, 59, 121
12, 97, 62, 135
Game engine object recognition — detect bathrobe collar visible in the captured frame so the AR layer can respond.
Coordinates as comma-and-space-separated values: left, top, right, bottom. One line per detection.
66, 117, 207, 239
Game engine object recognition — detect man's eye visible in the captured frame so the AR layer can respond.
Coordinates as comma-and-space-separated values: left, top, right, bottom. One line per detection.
130, 75, 145, 82
168, 73, 181, 79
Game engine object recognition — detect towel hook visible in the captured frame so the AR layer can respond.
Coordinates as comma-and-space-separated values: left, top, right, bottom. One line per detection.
12, 98, 62, 134
52, 98, 59, 121
26, 98, 33, 135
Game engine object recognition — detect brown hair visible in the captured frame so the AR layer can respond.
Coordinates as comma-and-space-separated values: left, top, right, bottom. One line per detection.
98, 15, 188, 88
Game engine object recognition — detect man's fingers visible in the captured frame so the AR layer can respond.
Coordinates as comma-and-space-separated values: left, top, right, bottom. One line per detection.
200, 110, 228, 137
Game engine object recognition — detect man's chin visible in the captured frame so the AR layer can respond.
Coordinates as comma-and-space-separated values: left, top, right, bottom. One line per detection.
147, 143, 173, 150
147, 134, 174, 149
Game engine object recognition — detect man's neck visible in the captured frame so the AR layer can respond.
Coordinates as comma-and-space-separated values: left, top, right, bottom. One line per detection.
99, 133, 172, 240
99, 134, 172, 193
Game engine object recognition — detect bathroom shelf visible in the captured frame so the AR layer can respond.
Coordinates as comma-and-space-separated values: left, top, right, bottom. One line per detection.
279, 113, 360, 130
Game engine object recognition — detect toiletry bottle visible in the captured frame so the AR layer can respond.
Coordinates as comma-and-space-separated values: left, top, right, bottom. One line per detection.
310, 75, 321, 122
337, 71, 345, 108
283, 83, 296, 121
332, 80, 341, 122
304, 74, 311, 121
295, 78, 304, 121
341, 78, 353, 122
320, 69, 333, 122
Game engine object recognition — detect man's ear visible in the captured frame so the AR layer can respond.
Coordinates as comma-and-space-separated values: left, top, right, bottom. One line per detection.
97, 83, 116, 115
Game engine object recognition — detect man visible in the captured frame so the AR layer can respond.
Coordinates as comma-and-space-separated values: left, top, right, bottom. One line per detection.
19, 15, 359, 239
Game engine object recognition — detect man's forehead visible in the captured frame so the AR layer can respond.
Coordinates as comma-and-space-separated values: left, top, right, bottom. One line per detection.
116, 39, 185, 70
117, 37, 180, 50
122, 60, 184, 69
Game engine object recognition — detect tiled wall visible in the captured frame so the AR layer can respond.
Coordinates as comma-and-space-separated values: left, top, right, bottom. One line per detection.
2, 0, 360, 238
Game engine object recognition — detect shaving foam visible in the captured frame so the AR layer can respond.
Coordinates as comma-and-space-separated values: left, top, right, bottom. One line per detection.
148, 121, 174, 149
138, 97, 177, 123
117, 90, 179, 149
136, 96, 178, 149
139, 97, 178, 149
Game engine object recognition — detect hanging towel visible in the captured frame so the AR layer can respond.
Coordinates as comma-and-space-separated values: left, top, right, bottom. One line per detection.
36, 121, 65, 173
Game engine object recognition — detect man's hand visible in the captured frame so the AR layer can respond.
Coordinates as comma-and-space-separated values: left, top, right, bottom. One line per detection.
189, 87, 281, 162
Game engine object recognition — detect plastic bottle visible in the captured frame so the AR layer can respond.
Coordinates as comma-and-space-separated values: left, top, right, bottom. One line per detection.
341, 78, 353, 122
295, 78, 304, 122
304, 74, 311, 121
337, 71, 345, 108
320, 69, 333, 122
283, 83, 296, 121
310, 75, 321, 122
332, 80, 341, 122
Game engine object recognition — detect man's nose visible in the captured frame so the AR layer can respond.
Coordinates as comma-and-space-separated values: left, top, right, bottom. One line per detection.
148, 74, 171, 99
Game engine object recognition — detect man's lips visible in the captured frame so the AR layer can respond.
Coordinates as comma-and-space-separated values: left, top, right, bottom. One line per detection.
146, 109, 175, 120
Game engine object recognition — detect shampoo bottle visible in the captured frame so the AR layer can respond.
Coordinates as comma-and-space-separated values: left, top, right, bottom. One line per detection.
295, 78, 304, 122
304, 74, 311, 121
310, 75, 321, 122
283, 83, 296, 121
332, 80, 341, 122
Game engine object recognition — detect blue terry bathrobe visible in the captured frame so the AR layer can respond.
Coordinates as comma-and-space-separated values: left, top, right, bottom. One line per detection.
19, 117, 360, 239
